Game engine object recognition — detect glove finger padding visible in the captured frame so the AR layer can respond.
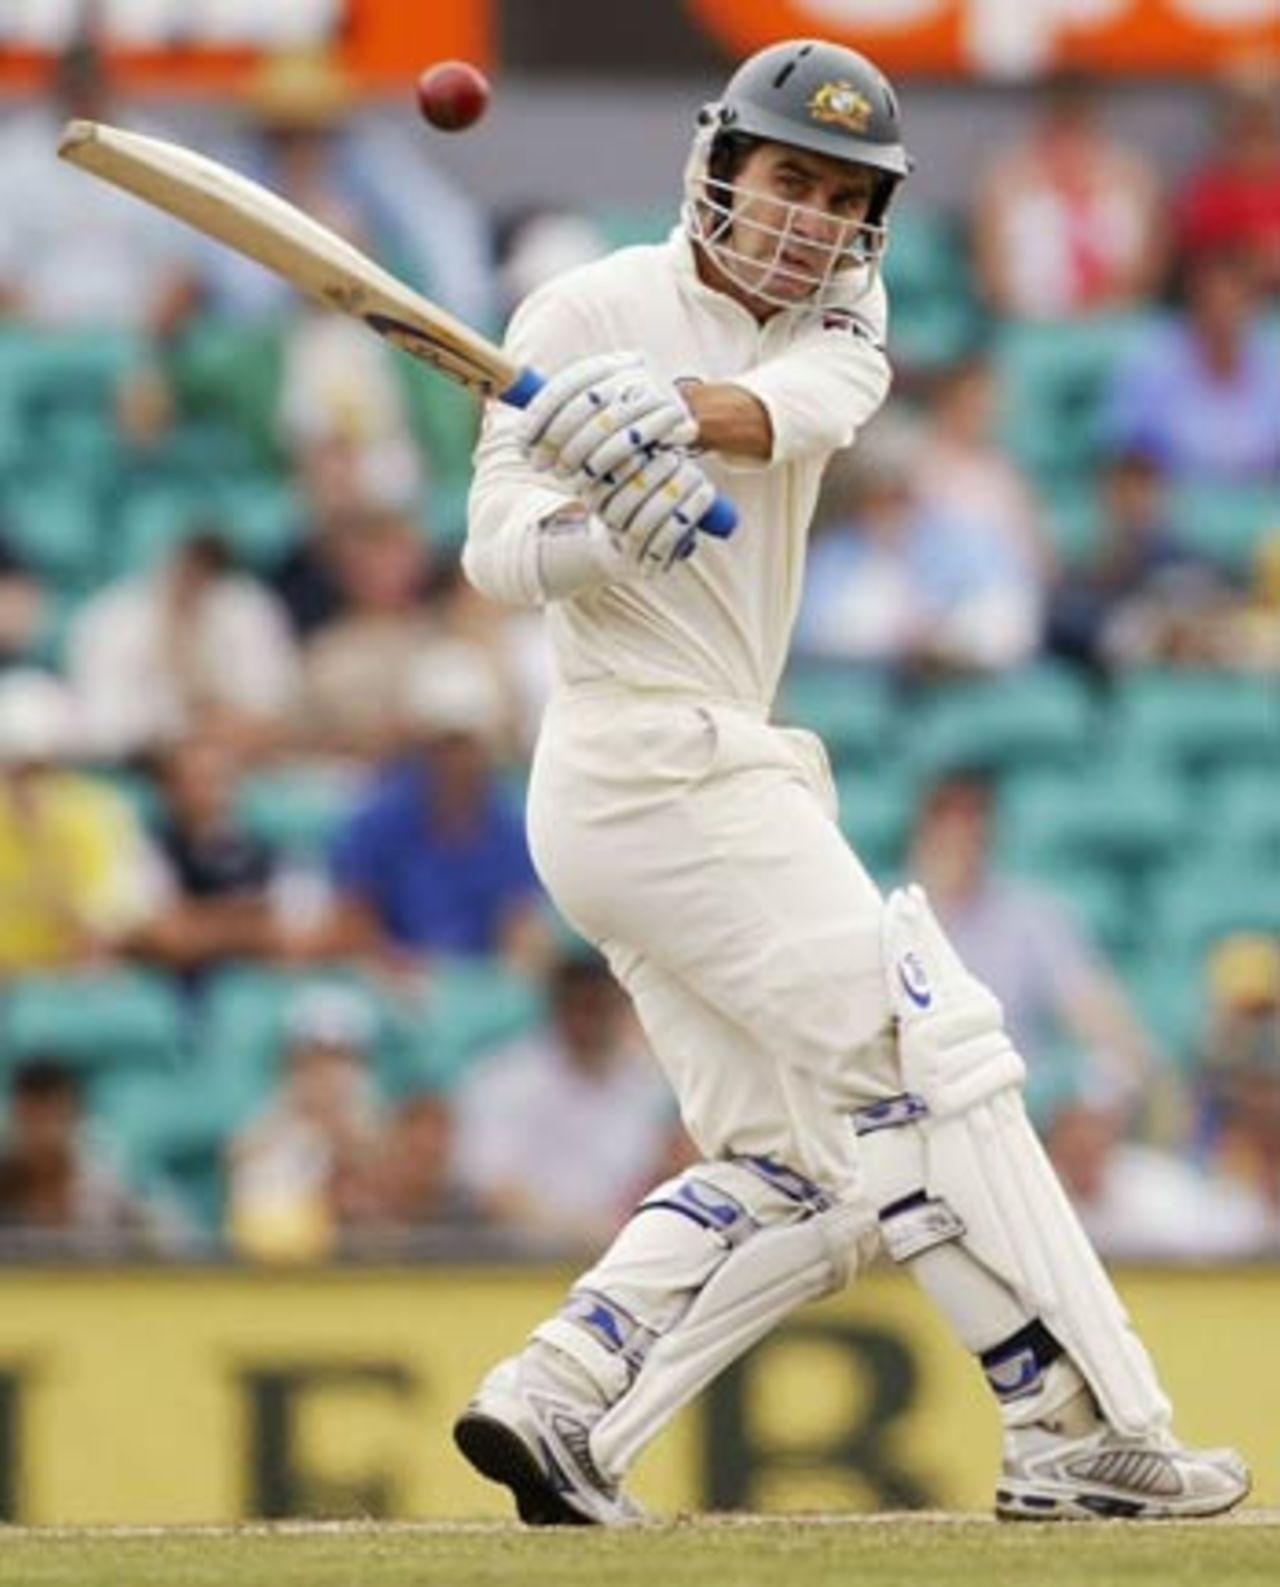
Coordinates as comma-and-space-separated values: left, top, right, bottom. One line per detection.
545, 384, 686, 477
588, 452, 715, 570
576, 404, 698, 491
633, 471, 716, 568
520, 351, 643, 451
587, 448, 683, 532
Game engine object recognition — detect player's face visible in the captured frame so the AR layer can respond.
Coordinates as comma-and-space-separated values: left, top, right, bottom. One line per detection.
727, 144, 878, 305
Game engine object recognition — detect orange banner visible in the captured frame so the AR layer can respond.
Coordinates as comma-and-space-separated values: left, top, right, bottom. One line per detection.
685, 0, 1280, 78
0, 0, 492, 96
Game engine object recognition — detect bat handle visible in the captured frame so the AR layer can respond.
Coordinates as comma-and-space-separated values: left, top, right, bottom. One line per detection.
498, 365, 738, 541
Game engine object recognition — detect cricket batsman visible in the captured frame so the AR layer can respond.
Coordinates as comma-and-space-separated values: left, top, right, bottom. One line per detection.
454, 37, 1250, 1525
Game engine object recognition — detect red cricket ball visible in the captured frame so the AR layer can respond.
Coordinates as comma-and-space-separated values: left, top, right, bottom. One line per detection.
415, 60, 491, 133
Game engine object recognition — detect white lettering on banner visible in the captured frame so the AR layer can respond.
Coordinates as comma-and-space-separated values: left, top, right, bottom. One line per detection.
1173, 0, 1280, 21
965, 0, 1130, 78
802, 0, 944, 23
737, 0, 1277, 75
0, 0, 343, 48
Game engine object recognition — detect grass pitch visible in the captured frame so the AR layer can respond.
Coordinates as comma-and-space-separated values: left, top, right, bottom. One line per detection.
1, 1514, 1277, 1587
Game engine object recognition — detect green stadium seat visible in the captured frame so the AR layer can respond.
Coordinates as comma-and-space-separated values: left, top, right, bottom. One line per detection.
91, 1066, 230, 1235
780, 665, 895, 768
1148, 860, 1280, 957
881, 207, 983, 372
1204, 767, 1280, 863
211, 475, 299, 570
0, 326, 145, 426
1107, 670, 1280, 776
398, 358, 478, 504
235, 766, 359, 858
197, 963, 424, 1111
112, 480, 206, 574
0, 969, 187, 1073
1121, 954, 1208, 1073
999, 762, 1190, 876
835, 763, 918, 879
113, 472, 297, 576
909, 664, 1095, 778
1041, 481, 1103, 565
1025, 865, 1135, 960
1, 476, 102, 590
1168, 482, 1280, 577
420, 959, 545, 1089
38, 407, 121, 483
169, 319, 285, 470
995, 313, 1150, 485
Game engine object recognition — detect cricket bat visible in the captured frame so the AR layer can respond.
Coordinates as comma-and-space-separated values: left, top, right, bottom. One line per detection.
57, 119, 736, 538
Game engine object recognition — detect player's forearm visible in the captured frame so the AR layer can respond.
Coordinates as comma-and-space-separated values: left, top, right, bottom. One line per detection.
682, 381, 774, 461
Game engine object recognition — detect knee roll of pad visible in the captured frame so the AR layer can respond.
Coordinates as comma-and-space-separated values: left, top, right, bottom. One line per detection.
533, 1155, 877, 1482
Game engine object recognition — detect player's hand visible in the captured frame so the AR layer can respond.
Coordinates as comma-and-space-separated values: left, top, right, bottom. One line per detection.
520, 352, 698, 483
582, 446, 717, 572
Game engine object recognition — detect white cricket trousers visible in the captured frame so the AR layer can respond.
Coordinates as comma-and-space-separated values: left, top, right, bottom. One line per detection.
528, 685, 901, 1198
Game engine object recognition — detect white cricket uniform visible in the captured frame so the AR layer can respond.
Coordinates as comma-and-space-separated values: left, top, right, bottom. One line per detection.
465, 230, 898, 1197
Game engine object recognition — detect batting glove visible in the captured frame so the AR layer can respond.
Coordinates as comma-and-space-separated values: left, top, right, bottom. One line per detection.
583, 446, 717, 572
521, 352, 698, 485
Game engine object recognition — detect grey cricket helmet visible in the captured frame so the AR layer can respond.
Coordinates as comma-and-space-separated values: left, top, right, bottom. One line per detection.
683, 39, 913, 311
703, 38, 913, 222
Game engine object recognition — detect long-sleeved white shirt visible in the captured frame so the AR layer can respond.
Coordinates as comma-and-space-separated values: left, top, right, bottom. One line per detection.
465, 230, 891, 711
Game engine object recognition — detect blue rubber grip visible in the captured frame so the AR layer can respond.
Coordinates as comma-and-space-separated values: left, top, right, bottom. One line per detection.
498, 363, 738, 541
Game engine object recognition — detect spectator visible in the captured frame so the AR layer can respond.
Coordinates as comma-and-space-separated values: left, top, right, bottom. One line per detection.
907, 769, 1161, 1105
205, 48, 495, 333
184, 50, 489, 498
225, 984, 386, 1262
1175, 67, 1280, 298
297, 507, 442, 762
0, 36, 197, 331
916, 352, 1054, 589
1101, 249, 1280, 484
0, 669, 167, 973
493, 203, 611, 320
1223, 527, 1280, 672
291, 640, 551, 978
141, 733, 279, 980
1047, 449, 1237, 673
452, 950, 688, 1250
67, 529, 300, 764
1043, 1079, 1271, 1261
972, 73, 1165, 320
369, 1090, 476, 1237
1191, 933, 1280, 1242
796, 416, 1044, 674
0, 1059, 186, 1255
270, 435, 406, 639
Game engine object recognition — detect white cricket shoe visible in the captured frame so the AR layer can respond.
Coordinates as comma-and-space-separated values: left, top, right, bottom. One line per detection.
997, 1422, 1251, 1521
453, 1356, 646, 1527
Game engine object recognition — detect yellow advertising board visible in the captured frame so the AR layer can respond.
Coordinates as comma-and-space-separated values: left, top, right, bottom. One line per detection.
0, 1265, 1275, 1524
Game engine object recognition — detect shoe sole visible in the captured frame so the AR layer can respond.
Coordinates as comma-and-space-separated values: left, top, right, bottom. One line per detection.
996, 1475, 1251, 1523
453, 1410, 595, 1527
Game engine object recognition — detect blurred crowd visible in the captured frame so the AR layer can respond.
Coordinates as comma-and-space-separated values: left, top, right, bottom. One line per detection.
0, 44, 1276, 1264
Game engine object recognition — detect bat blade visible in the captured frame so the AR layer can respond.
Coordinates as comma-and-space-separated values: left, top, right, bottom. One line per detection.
56, 118, 531, 402
57, 119, 734, 537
